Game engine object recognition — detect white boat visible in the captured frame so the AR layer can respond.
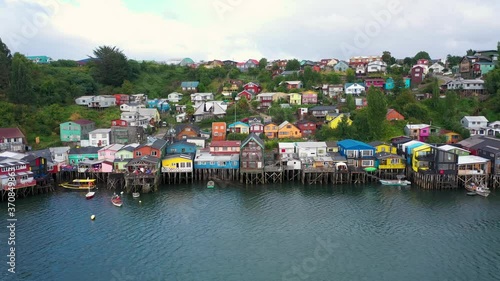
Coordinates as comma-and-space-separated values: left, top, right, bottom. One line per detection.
111, 194, 123, 207
207, 180, 215, 189
466, 183, 491, 197
132, 192, 140, 198
379, 179, 412, 186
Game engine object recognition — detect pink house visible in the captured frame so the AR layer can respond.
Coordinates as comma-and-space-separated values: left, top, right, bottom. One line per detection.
249, 119, 264, 134
301, 91, 318, 104
364, 78, 385, 89
404, 124, 430, 142
98, 144, 125, 162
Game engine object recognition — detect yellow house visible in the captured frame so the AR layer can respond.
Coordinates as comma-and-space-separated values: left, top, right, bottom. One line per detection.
412, 145, 432, 172
289, 93, 302, 105
278, 121, 302, 139
161, 154, 193, 172
264, 123, 279, 139
369, 141, 397, 154
442, 130, 462, 144
375, 152, 406, 170
326, 113, 352, 129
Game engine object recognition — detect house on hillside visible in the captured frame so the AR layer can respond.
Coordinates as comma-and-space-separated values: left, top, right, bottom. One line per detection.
0, 127, 26, 152
333, 61, 349, 72
256, 93, 276, 108
278, 121, 302, 139
237, 90, 254, 101
191, 93, 214, 106
326, 113, 352, 129
211, 122, 227, 141
264, 123, 279, 139
88, 95, 116, 108
410, 65, 425, 86
175, 124, 200, 140
301, 91, 318, 105
386, 109, 405, 121
193, 101, 227, 122
461, 116, 489, 136
280, 81, 303, 90
88, 129, 112, 147
60, 119, 95, 143
181, 81, 200, 92
309, 106, 338, 120
322, 84, 344, 97
366, 60, 387, 73
243, 82, 262, 94
344, 83, 365, 95
296, 120, 317, 137
228, 121, 250, 134
168, 92, 183, 103
337, 139, 376, 168
364, 78, 385, 90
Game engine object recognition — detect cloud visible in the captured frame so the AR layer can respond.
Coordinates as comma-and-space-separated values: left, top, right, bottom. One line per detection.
0, 0, 498, 62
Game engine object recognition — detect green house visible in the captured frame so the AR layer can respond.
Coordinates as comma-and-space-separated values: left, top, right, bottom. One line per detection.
60, 119, 95, 142
68, 147, 100, 165
113, 144, 139, 171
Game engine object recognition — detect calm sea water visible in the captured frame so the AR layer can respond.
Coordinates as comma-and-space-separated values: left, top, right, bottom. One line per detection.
1, 183, 500, 281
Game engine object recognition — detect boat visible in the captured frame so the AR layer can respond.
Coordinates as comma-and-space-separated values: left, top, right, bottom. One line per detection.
465, 182, 491, 197
111, 194, 123, 207
379, 179, 412, 186
132, 192, 140, 198
364, 167, 377, 172
207, 180, 215, 189
85, 188, 95, 200
60, 179, 96, 191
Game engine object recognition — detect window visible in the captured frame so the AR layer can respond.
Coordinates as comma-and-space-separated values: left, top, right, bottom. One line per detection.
135, 151, 142, 157
151, 151, 157, 156
362, 160, 374, 167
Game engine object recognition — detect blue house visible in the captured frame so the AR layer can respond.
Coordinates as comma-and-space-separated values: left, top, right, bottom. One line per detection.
337, 139, 376, 168
166, 141, 197, 155
181, 81, 200, 92
157, 100, 170, 112
334, 61, 349, 72
385, 77, 411, 91
193, 150, 240, 170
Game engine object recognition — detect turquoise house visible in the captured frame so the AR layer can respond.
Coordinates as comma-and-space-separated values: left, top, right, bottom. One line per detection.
475, 62, 496, 76
166, 141, 197, 155
60, 119, 96, 142
68, 147, 100, 165
193, 150, 240, 170
385, 77, 411, 91
26, 55, 52, 64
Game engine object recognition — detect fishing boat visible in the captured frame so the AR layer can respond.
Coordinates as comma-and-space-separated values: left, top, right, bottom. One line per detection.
111, 194, 123, 207
132, 192, 140, 198
380, 175, 411, 186
465, 182, 491, 197
85, 187, 95, 200
60, 179, 96, 191
207, 180, 215, 189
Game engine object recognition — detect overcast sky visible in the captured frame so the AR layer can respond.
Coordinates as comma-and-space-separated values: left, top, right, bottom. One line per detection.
1, 0, 499, 62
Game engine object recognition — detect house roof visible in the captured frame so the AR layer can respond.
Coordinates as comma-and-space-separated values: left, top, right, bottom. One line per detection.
278, 142, 295, 149
344, 83, 366, 88
337, 139, 374, 150
325, 141, 338, 147
151, 139, 168, 150
175, 124, 200, 134
126, 155, 160, 165
278, 121, 297, 130
194, 150, 239, 162
405, 124, 430, 130
283, 81, 302, 85
0, 127, 25, 139
368, 141, 386, 147
211, 141, 241, 147
462, 116, 488, 122
72, 119, 95, 125
0, 151, 26, 160
68, 147, 101, 155
99, 144, 124, 152
181, 81, 200, 88
458, 135, 485, 148
90, 128, 112, 134
241, 133, 265, 149
438, 145, 469, 153
295, 142, 327, 148
310, 106, 337, 112
164, 154, 193, 160
228, 121, 249, 128
458, 155, 489, 165
478, 145, 500, 154
168, 140, 196, 148
49, 147, 71, 155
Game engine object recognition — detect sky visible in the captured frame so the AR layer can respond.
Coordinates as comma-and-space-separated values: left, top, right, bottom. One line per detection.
1, 0, 499, 62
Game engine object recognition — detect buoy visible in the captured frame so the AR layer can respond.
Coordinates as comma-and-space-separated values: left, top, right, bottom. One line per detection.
90, 215, 96, 220
139, 201, 142, 203
120, 191, 124, 195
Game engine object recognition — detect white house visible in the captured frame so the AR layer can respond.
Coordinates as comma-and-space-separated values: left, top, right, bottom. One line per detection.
75, 95, 95, 106
176, 113, 187, 123
366, 60, 387, 73
49, 146, 70, 163
88, 129, 112, 147
279, 143, 296, 158
193, 101, 227, 122
295, 142, 327, 158
429, 62, 445, 74
322, 84, 343, 97
120, 112, 151, 128
88, 95, 116, 108
120, 103, 145, 112
130, 94, 147, 103
168, 92, 183, 103
461, 116, 489, 135
355, 65, 366, 75
446, 78, 484, 91
191, 93, 214, 106
345, 83, 366, 95
136, 108, 160, 123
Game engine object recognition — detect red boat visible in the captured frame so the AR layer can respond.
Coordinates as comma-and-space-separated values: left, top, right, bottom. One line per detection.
85, 191, 95, 199
111, 194, 123, 207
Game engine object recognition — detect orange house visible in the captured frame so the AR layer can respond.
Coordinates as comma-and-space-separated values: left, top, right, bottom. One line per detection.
212, 122, 227, 141
175, 124, 200, 140
278, 121, 302, 139
133, 139, 167, 159
441, 130, 462, 144
386, 108, 405, 121
264, 123, 279, 139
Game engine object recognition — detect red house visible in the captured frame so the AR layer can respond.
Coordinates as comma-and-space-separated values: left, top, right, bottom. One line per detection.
0, 159, 36, 190
249, 118, 264, 134
364, 78, 385, 89
210, 141, 241, 155
312, 65, 321, 73
296, 121, 317, 137
417, 59, 429, 66
111, 119, 128, 127
386, 108, 405, 121
410, 65, 425, 86
113, 94, 130, 105
243, 82, 262, 94
237, 90, 254, 101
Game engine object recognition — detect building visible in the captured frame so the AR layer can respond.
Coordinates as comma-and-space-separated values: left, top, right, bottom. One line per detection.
301, 91, 318, 105
175, 124, 201, 140
168, 92, 183, 103
181, 81, 200, 92
295, 142, 327, 158
210, 141, 241, 155
88, 129, 112, 147
289, 93, 302, 105
364, 78, 385, 90
194, 150, 239, 170
410, 65, 425, 86
0, 157, 36, 190
446, 78, 485, 94
110, 126, 145, 145
113, 94, 130, 105
193, 101, 227, 122
228, 121, 250, 134
0, 127, 26, 152
309, 106, 338, 120
59, 119, 95, 143
386, 109, 405, 121
240, 133, 265, 170
322, 84, 344, 97
337, 139, 376, 168
243, 82, 262, 94
211, 122, 227, 141
134, 139, 167, 159
166, 141, 197, 155
277, 121, 302, 139
26, 55, 52, 64
344, 83, 366, 95
67, 147, 100, 165
326, 113, 352, 129
88, 95, 117, 108
461, 116, 489, 136
366, 60, 387, 73
296, 121, 317, 137
264, 123, 279, 139
256, 93, 277, 108
280, 81, 303, 90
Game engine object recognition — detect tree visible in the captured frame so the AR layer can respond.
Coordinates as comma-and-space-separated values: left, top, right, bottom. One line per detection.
285, 59, 300, 71
446, 54, 462, 68
258, 58, 268, 70
91, 46, 129, 87
431, 78, 441, 109
414, 51, 431, 62
0, 37, 12, 93
228, 68, 240, 79
366, 87, 388, 140
466, 49, 474, 56
345, 94, 356, 112
9, 53, 33, 104
484, 68, 500, 95
382, 51, 395, 65
403, 57, 413, 66
393, 75, 405, 95
345, 68, 356, 83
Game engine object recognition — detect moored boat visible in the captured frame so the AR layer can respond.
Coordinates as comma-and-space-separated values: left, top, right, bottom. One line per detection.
132, 192, 140, 198
379, 179, 412, 186
85, 190, 95, 199
207, 180, 215, 189
111, 194, 123, 207
60, 179, 96, 191
466, 182, 491, 197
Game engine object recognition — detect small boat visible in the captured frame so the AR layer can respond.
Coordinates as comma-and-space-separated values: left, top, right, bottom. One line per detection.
364, 167, 377, 172
379, 179, 412, 186
85, 188, 95, 200
60, 179, 96, 191
111, 194, 123, 207
132, 192, 140, 198
466, 182, 491, 197
207, 180, 215, 189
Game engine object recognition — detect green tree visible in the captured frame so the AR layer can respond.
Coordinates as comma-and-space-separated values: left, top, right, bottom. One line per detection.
484, 68, 500, 95
91, 45, 129, 87
285, 59, 300, 71
0, 38, 12, 93
9, 53, 33, 104
382, 51, 395, 65
466, 49, 474, 56
431, 78, 441, 109
393, 75, 405, 95
120, 80, 135, 94
446, 54, 462, 68
228, 68, 240, 79
366, 87, 388, 140
414, 51, 431, 62
258, 58, 268, 70
345, 94, 356, 112
345, 68, 356, 83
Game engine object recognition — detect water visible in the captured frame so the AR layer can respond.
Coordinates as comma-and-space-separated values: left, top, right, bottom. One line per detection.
1, 184, 500, 281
